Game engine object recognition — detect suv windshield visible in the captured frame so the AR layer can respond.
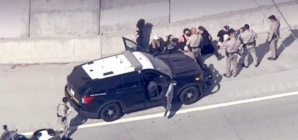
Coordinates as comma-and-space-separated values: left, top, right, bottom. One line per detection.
142, 53, 173, 77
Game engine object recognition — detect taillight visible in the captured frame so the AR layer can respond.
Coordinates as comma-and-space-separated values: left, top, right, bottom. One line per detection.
82, 96, 94, 104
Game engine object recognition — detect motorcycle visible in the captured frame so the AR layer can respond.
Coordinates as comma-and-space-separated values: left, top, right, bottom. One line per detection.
0, 125, 28, 140
31, 128, 56, 140
1, 125, 65, 140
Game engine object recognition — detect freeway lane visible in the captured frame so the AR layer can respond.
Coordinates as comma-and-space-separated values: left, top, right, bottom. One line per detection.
0, 30, 297, 133
69, 92, 298, 140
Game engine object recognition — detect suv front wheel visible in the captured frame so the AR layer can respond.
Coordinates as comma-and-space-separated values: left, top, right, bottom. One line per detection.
100, 103, 123, 122
179, 86, 200, 105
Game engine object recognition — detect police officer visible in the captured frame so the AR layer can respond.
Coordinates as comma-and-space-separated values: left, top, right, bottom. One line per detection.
239, 27, 245, 33
240, 24, 259, 67
185, 28, 202, 59
136, 19, 145, 47
57, 97, 72, 138
222, 29, 241, 78
0, 125, 9, 140
267, 15, 280, 60
217, 25, 230, 49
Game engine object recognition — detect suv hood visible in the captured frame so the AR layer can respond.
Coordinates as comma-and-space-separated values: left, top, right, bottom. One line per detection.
158, 53, 202, 78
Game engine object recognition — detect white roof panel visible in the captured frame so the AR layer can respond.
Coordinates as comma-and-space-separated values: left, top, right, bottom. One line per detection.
131, 52, 154, 70
82, 51, 154, 79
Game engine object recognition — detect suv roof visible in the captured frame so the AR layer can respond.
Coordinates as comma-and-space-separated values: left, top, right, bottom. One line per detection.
82, 51, 154, 80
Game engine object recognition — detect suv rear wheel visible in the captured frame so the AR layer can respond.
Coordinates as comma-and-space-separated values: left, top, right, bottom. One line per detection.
100, 103, 123, 122
179, 86, 200, 105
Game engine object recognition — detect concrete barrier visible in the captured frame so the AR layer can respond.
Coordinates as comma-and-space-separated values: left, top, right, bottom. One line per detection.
101, 1, 298, 55
0, 36, 101, 63
2, 0, 297, 38
0, 0, 29, 38
169, 0, 297, 23
100, 0, 170, 35
0, 1, 297, 64
101, 0, 298, 34
154, 1, 298, 40
30, 0, 99, 37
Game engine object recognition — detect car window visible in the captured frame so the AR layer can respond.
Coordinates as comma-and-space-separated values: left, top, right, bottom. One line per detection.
122, 37, 148, 52
122, 74, 140, 88
125, 39, 138, 50
91, 78, 123, 93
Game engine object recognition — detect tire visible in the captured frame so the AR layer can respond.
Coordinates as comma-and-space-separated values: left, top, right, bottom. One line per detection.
179, 86, 200, 105
100, 103, 122, 122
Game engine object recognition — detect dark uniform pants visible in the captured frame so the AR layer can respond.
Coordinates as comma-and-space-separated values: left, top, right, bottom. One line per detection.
226, 53, 238, 77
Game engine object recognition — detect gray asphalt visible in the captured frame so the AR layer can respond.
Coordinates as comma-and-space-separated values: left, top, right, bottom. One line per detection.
0, 29, 297, 138
69, 94, 298, 140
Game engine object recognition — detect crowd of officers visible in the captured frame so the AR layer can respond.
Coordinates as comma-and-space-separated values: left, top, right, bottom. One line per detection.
135, 14, 281, 78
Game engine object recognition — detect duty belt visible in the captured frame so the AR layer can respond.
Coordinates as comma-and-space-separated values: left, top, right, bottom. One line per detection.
273, 34, 280, 39
227, 52, 237, 55
246, 42, 254, 46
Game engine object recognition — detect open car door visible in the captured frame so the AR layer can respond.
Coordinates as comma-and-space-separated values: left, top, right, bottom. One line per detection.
163, 82, 175, 117
122, 37, 148, 52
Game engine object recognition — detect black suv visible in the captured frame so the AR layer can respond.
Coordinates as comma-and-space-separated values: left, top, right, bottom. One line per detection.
65, 37, 213, 122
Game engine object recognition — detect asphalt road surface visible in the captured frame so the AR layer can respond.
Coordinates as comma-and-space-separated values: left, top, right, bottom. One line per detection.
0, 29, 297, 140
69, 93, 298, 140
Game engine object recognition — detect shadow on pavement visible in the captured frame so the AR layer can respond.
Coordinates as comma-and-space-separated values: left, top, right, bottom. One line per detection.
238, 40, 269, 74
68, 114, 88, 138
202, 64, 222, 97
254, 29, 297, 66
201, 54, 212, 62
277, 29, 298, 57
167, 98, 183, 119
237, 53, 245, 74
60, 137, 73, 140
255, 41, 270, 66
238, 29, 297, 73
167, 64, 222, 119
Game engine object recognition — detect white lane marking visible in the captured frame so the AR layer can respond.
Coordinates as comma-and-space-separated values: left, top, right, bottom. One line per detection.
20, 91, 298, 136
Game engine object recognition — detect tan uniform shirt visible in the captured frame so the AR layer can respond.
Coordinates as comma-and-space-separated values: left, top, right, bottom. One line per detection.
186, 34, 202, 47
268, 19, 280, 40
57, 103, 71, 117
223, 38, 241, 53
250, 29, 258, 40
241, 30, 257, 43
